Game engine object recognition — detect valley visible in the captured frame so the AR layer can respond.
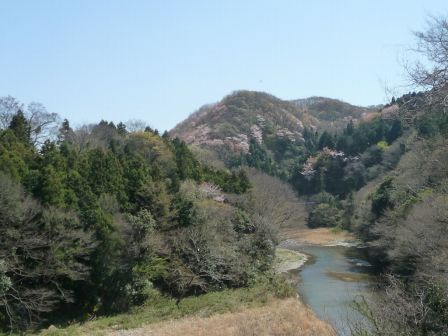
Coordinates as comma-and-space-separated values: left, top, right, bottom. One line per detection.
3, 2, 448, 335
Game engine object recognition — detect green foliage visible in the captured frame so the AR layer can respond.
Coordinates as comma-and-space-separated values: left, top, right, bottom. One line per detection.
317, 130, 334, 149
173, 195, 199, 227
376, 140, 389, 150
351, 97, 448, 334
8, 111, 29, 144
35, 274, 294, 336
0, 106, 264, 331
201, 166, 251, 194
0, 173, 93, 331
307, 203, 342, 228
246, 139, 277, 175
232, 209, 256, 234
371, 177, 394, 217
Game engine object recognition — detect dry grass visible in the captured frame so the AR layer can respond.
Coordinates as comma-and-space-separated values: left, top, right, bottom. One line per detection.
108, 298, 335, 336
274, 248, 307, 273
279, 227, 354, 245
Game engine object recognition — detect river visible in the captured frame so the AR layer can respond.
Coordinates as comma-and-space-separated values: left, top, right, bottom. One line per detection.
292, 245, 374, 335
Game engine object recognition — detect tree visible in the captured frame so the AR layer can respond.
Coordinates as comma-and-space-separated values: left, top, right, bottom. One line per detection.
0, 173, 92, 330
408, 16, 448, 107
27, 102, 59, 146
317, 131, 334, 149
9, 110, 30, 144
0, 96, 23, 129
58, 118, 74, 142
307, 203, 342, 228
3, 98, 59, 146
345, 119, 354, 135
247, 169, 305, 229
36, 165, 65, 207
371, 176, 394, 217
125, 119, 147, 133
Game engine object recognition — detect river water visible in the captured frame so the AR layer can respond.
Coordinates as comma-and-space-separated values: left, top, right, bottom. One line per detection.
294, 245, 374, 335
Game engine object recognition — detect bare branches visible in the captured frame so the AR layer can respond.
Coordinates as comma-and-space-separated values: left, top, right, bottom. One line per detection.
27, 102, 59, 146
0, 96, 23, 129
0, 96, 60, 146
247, 168, 306, 229
0, 174, 93, 330
407, 16, 448, 109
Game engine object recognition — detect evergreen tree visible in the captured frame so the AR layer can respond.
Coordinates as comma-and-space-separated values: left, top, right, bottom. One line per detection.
317, 131, 334, 149
117, 122, 127, 135
345, 119, 354, 135
8, 110, 29, 144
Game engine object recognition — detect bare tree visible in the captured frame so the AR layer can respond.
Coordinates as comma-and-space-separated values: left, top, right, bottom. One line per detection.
408, 16, 448, 107
0, 96, 59, 146
0, 96, 23, 129
126, 119, 148, 133
246, 168, 307, 229
27, 102, 59, 146
0, 174, 93, 330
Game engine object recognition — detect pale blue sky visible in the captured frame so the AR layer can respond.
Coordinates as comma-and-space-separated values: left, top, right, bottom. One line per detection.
0, 1, 447, 131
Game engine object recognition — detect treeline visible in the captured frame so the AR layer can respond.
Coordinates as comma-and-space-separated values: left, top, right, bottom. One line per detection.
228, 100, 405, 230
350, 90, 448, 335
0, 98, 275, 332
350, 15, 448, 334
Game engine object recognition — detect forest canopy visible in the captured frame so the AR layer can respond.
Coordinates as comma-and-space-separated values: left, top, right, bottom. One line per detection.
0, 99, 265, 331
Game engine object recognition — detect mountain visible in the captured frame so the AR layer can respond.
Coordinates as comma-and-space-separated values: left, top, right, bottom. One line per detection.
172, 87, 448, 334
171, 91, 310, 150
170, 90, 380, 176
171, 90, 379, 149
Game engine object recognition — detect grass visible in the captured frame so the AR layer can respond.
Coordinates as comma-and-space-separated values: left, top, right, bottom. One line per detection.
113, 298, 335, 336
275, 248, 304, 265
33, 275, 295, 336
329, 226, 344, 234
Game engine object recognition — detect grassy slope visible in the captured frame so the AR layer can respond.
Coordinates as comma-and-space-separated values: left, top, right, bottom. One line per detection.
104, 298, 334, 336
33, 275, 297, 336
32, 245, 333, 336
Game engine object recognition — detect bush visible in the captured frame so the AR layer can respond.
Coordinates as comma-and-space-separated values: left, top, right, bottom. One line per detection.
307, 203, 342, 228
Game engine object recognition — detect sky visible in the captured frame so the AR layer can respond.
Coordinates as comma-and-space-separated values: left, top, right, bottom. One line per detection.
1, 1, 447, 131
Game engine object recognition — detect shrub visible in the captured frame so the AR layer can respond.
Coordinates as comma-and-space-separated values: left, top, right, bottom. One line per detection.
307, 203, 342, 228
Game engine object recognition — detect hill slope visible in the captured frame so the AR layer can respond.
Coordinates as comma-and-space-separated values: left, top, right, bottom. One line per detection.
171, 91, 376, 148
291, 96, 381, 130
170, 90, 379, 176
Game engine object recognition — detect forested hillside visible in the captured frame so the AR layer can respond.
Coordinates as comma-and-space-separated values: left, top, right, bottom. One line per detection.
350, 91, 448, 335
0, 100, 288, 332
171, 89, 405, 228
291, 96, 380, 130
170, 91, 376, 179
2, 12, 448, 336
171, 18, 448, 334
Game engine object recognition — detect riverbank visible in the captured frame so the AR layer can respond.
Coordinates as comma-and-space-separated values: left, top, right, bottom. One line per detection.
279, 227, 356, 246
36, 275, 334, 336
274, 248, 308, 273
35, 229, 342, 336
